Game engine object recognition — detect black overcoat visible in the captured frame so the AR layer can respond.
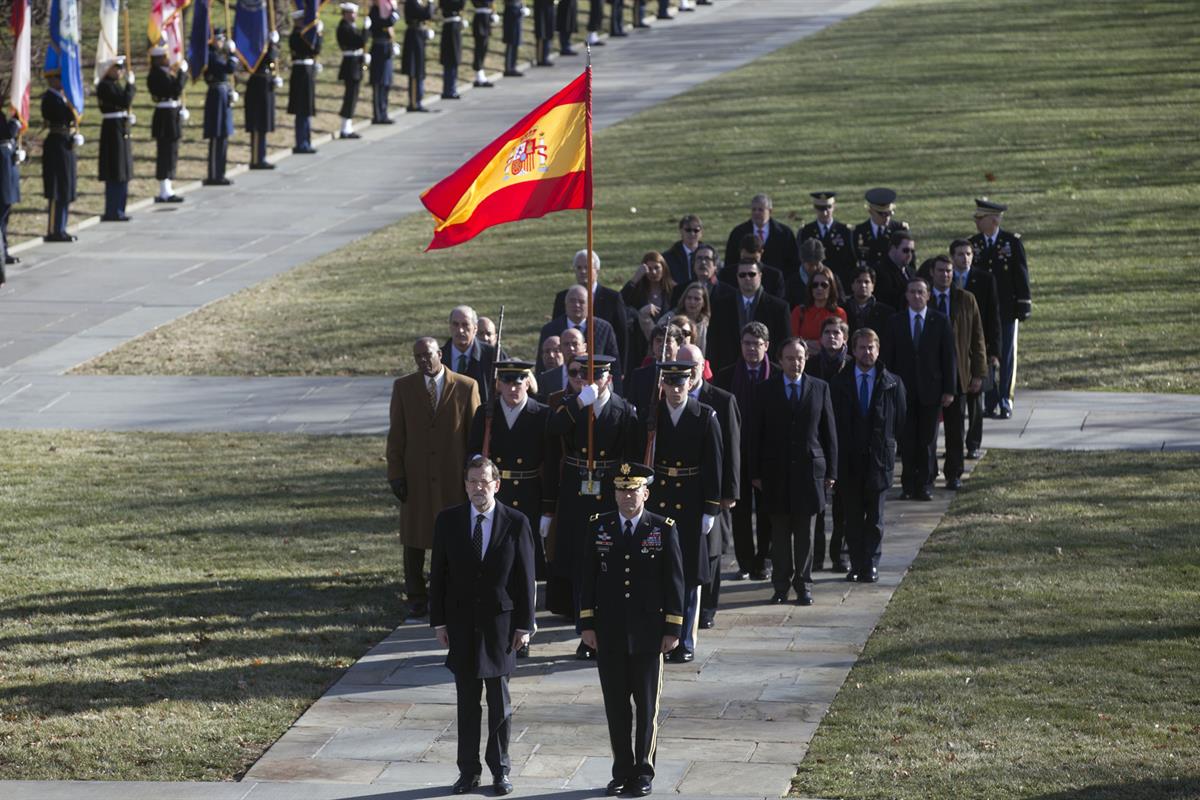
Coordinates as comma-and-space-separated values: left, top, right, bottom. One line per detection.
750, 373, 837, 517
96, 77, 135, 182
287, 28, 322, 116
830, 366, 906, 492
368, 5, 399, 85
40, 90, 77, 202
148, 65, 186, 142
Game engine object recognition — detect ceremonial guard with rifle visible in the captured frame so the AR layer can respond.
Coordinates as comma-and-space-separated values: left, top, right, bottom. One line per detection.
148, 41, 188, 203
96, 55, 136, 222
288, 9, 323, 154
336, 3, 369, 137
546, 354, 639, 660
438, 0, 466, 99
401, 0, 434, 112
245, 32, 281, 169
638, 361, 722, 664
368, 0, 401, 123
202, 28, 237, 186
41, 66, 79, 242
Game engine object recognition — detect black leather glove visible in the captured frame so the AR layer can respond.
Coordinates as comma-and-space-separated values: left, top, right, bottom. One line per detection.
390, 478, 408, 502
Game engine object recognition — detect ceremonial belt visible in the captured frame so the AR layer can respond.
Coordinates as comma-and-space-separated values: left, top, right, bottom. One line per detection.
474, 6, 492, 12
48, 125, 74, 136
655, 465, 700, 477
154, 99, 182, 108
294, 58, 316, 65
499, 468, 540, 480
444, 16, 462, 22
341, 49, 365, 56
101, 111, 130, 119
564, 456, 617, 470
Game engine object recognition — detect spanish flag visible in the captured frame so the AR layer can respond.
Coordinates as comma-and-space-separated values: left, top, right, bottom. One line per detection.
421, 70, 593, 251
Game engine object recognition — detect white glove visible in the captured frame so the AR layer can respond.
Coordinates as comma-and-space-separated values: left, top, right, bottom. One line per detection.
363, 15, 372, 30
701, 514, 715, 535
273, 75, 284, 87
73, 133, 85, 146
539, 515, 552, 539
578, 383, 599, 407
270, 30, 280, 44
16, 148, 26, 163
180, 59, 189, 74
227, 39, 237, 53
316, 19, 325, 34
364, 52, 372, 65
521, 5, 531, 17
128, 113, 137, 125
392, 41, 401, 56
315, 61, 324, 72
424, 27, 435, 41
127, 73, 136, 86
230, 90, 240, 104
179, 106, 191, 122
490, 12, 500, 24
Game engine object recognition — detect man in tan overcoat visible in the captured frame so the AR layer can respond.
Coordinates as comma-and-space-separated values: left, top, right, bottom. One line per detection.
388, 336, 482, 620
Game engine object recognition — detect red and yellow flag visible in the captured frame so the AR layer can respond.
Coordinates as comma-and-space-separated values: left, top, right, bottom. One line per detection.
421, 70, 592, 250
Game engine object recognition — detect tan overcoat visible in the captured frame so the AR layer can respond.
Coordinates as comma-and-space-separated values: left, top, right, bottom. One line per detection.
948, 286, 988, 393
386, 370, 481, 549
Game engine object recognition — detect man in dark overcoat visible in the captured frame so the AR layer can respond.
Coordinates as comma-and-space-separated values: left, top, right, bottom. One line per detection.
470, 0, 495, 87
368, 0, 401, 122
438, 0, 466, 98
96, 57, 135, 222
202, 29, 237, 186
148, 44, 187, 203
430, 455, 535, 796
40, 69, 79, 242
336, 3, 369, 135
287, 10, 323, 153
401, 0, 433, 111
244, 38, 280, 169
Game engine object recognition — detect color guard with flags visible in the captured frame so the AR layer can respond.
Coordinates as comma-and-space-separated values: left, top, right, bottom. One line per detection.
95, 53, 136, 222
148, 39, 189, 202
367, 0, 400, 124
199, 25, 238, 186
287, 2, 323, 154
149, 0, 193, 65
237, 0, 279, 168
42, 0, 85, 243
335, 2, 369, 137
3, 0, 31, 268
95, 0, 123, 85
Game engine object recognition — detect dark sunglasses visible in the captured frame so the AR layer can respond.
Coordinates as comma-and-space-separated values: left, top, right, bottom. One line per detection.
738, 271, 759, 278
811, 281, 830, 289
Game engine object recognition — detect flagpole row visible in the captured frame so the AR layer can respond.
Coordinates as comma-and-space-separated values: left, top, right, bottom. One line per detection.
123, 0, 132, 69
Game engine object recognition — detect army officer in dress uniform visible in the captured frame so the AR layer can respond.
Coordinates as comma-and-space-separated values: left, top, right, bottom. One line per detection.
245, 34, 281, 169
799, 192, 856, 289
467, 360, 558, 656
579, 463, 684, 799
336, 3, 368, 138
202, 28, 237, 186
96, 56, 136, 222
148, 43, 187, 203
40, 68, 79, 242
638, 361, 721, 664
439, 0, 466, 99
852, 187, 908, 274
368, 0, 400, 123
546, 354, 639, 659
401, 0, 434, 112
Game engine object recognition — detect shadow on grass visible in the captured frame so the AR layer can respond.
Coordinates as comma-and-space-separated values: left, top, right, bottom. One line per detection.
1027, 777, 1200, 800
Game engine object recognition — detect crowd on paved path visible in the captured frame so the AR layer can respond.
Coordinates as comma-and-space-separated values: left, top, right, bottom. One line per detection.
0, 0, 718, 278
385, 188, 1031, 795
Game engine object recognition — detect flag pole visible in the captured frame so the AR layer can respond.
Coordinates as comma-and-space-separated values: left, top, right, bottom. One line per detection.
584, 52, 596, 480
123, 0, 132, 69
223, 0, 232, 38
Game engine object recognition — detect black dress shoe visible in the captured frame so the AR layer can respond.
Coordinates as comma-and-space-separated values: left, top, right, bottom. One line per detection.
5, 255, 20, 264
372, 117, 395, 124
796, 592, 814, 606
202, 177, 233, 186
862, 567, 879, 583
575, 642, 596, 660
657, 13, 675, 20
770, 590, 788, 604
560, 48, 578, 55
677, 648, 694, 663
999, 408, 1012, 419
916, 490, 933, 501
899, 490, 913, 500
516, 643, 529, 658
503, 69, 524, 77
44, 232, 75, 243
492, 774, 513, 795
100, 214, 130, 222
966, 448, 981, 460
834, 560, 850, 572
605, 779, 626, 796
153, 195, 184, 203
407, 105, 432, 113
698, 614, 714, 629
628, 776, 652, 796
610, 31, 628, 37
946, 478, 962, 490
983, 408, 999, 419
749, 569, 768, 581
846, 571, 859, 582
733, 570, 750, 580
474, 80, 494, 87
292, 146, 318, 154
452, 773, 480, 794
249, 162, 275, 170
442, 92, 461, 99
339, 131, 363, 138
536, 59, 553, 66
633, 22, 651, 28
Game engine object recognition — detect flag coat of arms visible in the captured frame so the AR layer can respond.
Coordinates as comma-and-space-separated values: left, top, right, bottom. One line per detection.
421, 69, 592, 250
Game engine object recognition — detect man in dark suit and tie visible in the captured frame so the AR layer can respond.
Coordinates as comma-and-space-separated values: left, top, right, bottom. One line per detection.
882, 277, 957, 501
663, 214, 705, 287
750, 338, 837, 605
536, 327, 585, 401
431, 455, 536, 796
444, 305, 505, 405
540, 285, 623, 391
550, 250, 629, 374
949, 239, 1002, 457
723, 193, 799, 277
830, 328, 906, 583
708, 260, 790, 373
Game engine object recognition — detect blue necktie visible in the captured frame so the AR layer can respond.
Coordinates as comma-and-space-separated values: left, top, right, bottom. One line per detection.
859, 373, 870, 416
912, 313, 923, 346
788, 381, 799, 404
938, 293, 948, 316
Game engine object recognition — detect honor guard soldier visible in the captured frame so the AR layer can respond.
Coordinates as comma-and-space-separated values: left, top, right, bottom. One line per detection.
438, 0, 466, 99
799, 192, 856, 289
532, 0, 555, 65
96, 56, 136, 223
969, 198, 1031, 420
556, 0, 579, 56
245, 32, 281, 169
585, 0, 604, 48
470, 1, 496, 88
852, 187, 909, 273
401, 0, 434, 112
202, 28, 237, 186
148, 42, 187, 203
467, 360, 557, 657
368, 0, 400, 123
546, 354, 639, 659
639, 361, 721, 664
0, 109, 24, 271
578, 463, 685, 799
502, 1, 528, 77
288, 9, 323, 154
41, 67, 79, 242
336, 3, 368, 137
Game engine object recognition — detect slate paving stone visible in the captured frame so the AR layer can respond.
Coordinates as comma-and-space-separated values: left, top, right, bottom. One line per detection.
296, 700, 414, 729
319, 728, 446, 762
676, 761, 798, 796
243, 756, 389, 783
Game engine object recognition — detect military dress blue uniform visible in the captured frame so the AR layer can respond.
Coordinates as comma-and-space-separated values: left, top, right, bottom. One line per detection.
96, 69, 136, 221
400, 0, 433, 110
288, 23, 323, 152
148, 59, 187, 201
578, 500, 684, 790
202, 41, 237, 185
501, 1, 524, 76
438, 0, 466, 98
336, 14, 369, 128
532, 0, 555, 64
853, 188, 909, 274
40, 84, 78, 241
0, 111, 21, 268
244, 41, 279, 167
555, 0, 578, 55
471, 1, 495, 85
368, 1, 401, 122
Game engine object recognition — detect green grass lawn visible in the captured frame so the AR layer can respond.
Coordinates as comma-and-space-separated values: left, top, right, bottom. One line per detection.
2, 0, 623, 244
0, 430, 398, 781
792, 449, 1200, 800
79, 0, 1200, 392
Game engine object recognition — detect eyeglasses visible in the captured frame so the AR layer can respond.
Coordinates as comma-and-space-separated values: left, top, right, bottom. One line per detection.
900, 248, 915, 254
738, 272, 759, 279
466, 479, 495, 489
811, 281, 830, 289
683, 227, 702, 234
694, 255, 715, 263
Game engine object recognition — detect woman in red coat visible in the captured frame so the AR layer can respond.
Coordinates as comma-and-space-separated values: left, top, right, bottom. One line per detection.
791, 266, 847, 356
